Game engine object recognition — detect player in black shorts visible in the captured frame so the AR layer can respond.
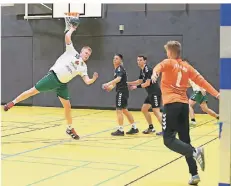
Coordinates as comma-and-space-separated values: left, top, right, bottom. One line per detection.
102, 54, 139, 136
128, 55, 163, 135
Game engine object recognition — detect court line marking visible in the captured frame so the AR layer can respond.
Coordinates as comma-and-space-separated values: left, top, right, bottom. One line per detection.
124, 136, 218, 185
1, 119, 213, 159
134, 128, 217, 152
1, 110, 105, 137
94, 166, 139, 186
2, 154, 137, 167
36, 128, 216, 153
129, 119, 215, 149
2, 118, 217, 185
1, 122, 139, 160
3, 159, 128, 172
1, 123, 61, 132
3, 159, 78, 168
26, 162, 92, 186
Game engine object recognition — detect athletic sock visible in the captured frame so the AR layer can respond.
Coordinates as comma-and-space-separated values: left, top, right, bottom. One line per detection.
67, 125, 73, 130
118, 126, 124, 132
191, 118, 196, 122
131, 123, 137, 129
149, 124, 154, 129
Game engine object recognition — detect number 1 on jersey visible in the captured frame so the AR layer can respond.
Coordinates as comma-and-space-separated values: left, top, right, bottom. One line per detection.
176, 71, 182, 87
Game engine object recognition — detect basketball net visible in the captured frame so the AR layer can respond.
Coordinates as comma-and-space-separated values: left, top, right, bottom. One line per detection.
64, 12, 79, 33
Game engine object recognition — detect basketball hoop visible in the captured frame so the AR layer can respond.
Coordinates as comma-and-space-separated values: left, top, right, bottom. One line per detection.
64, 12, 80, 33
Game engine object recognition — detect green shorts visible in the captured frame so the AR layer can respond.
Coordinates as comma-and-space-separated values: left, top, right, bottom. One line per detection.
190, 91, 208, 104
35, 71, 70, 100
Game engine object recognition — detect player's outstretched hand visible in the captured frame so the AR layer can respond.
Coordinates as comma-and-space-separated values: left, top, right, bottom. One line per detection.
102, 83, 113, 92
128, 85, 137, 90
151, 72, 158, 83
93, 72, 99, 80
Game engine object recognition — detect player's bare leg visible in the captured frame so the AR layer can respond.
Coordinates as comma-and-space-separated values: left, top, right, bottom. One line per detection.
152, 108, 163, 135
189, 99, 197, 125
141, 104, 156, 134
200, 102, 219, 120
111, 109, 125, 136
4, 87, 39, 111
59, 97, 79, 140
123, 109, 139, 135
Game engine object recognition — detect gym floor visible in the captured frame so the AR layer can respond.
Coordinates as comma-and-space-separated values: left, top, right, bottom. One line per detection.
1, 106, 219, 186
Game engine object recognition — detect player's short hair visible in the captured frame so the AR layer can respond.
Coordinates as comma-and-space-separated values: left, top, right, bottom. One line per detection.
115, 53, 123, 60
81, 46, 92, 53
183, 58, 189, 63
137, 55, 147, 61
164, 40, 181, 57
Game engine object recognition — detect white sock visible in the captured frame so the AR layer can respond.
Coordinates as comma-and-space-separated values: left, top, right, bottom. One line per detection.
67, 125, 73, 130
12, 100, 17, 104
118, 126, 123, 132
131, 123, 137, 129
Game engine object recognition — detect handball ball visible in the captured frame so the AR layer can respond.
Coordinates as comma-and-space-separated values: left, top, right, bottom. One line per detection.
70, 17, 80, 27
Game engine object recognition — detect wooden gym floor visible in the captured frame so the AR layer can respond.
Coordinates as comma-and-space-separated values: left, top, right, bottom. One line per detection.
1, 106, 219, 186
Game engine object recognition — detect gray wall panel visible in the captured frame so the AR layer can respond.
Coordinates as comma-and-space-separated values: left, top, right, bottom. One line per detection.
1, 37, 33, 104
32, 34, 64, 107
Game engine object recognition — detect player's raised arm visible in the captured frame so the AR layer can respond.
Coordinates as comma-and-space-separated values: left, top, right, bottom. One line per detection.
65, 26, 76, 45
82, 72, 98, 85
65, 15, 80, 51
189, 65, 219, 99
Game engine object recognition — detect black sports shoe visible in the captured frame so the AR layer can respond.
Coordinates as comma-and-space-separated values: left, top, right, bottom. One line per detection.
126, 128, 139, 135
143, 128, 156, 134
66, 128, 80, 140
111, 130, 125, 136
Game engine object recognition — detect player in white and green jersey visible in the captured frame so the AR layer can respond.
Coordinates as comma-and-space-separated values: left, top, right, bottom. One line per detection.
4, 20, 98, 140
189, 79, 219, 125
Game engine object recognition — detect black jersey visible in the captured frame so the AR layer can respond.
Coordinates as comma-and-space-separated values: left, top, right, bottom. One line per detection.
139, 64, 161, 95
114, 65, 128, 92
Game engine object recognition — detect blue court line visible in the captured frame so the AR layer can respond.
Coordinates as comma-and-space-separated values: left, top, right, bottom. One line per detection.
3, 159, 126, 172
2, 123, 217, 160
94, 166, 139, 186
129, 119, 215, 149
1, 122, 139, 160
26, 162, 91, 186
69, 128, 218, 153
2, 154, 137, 167
3, 159, 79, 168
1, 110, 105, 138
134, 129, 218, 152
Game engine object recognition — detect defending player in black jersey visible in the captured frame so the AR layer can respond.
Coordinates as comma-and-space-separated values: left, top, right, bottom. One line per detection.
102, 54, 139, 136
128, 55, 163, 135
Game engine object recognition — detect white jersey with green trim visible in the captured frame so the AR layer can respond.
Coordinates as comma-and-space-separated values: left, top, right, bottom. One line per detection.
50, 43, 88, 83
189, 79, 205, 92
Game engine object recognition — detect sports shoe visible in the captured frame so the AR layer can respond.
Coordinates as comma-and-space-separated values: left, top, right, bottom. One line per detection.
190, 121, 197, 125
193, 147, 205, 171
143, 128, 156, 134
126, 128, 139, 135
111, 129, 124, 136
4, 102, 14, 111
156, 131, 163, 136
188, 174, 200, 185
66, 128, 80, 140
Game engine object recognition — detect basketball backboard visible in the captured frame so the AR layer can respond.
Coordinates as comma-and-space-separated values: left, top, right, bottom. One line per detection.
23, 3, 102, 20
